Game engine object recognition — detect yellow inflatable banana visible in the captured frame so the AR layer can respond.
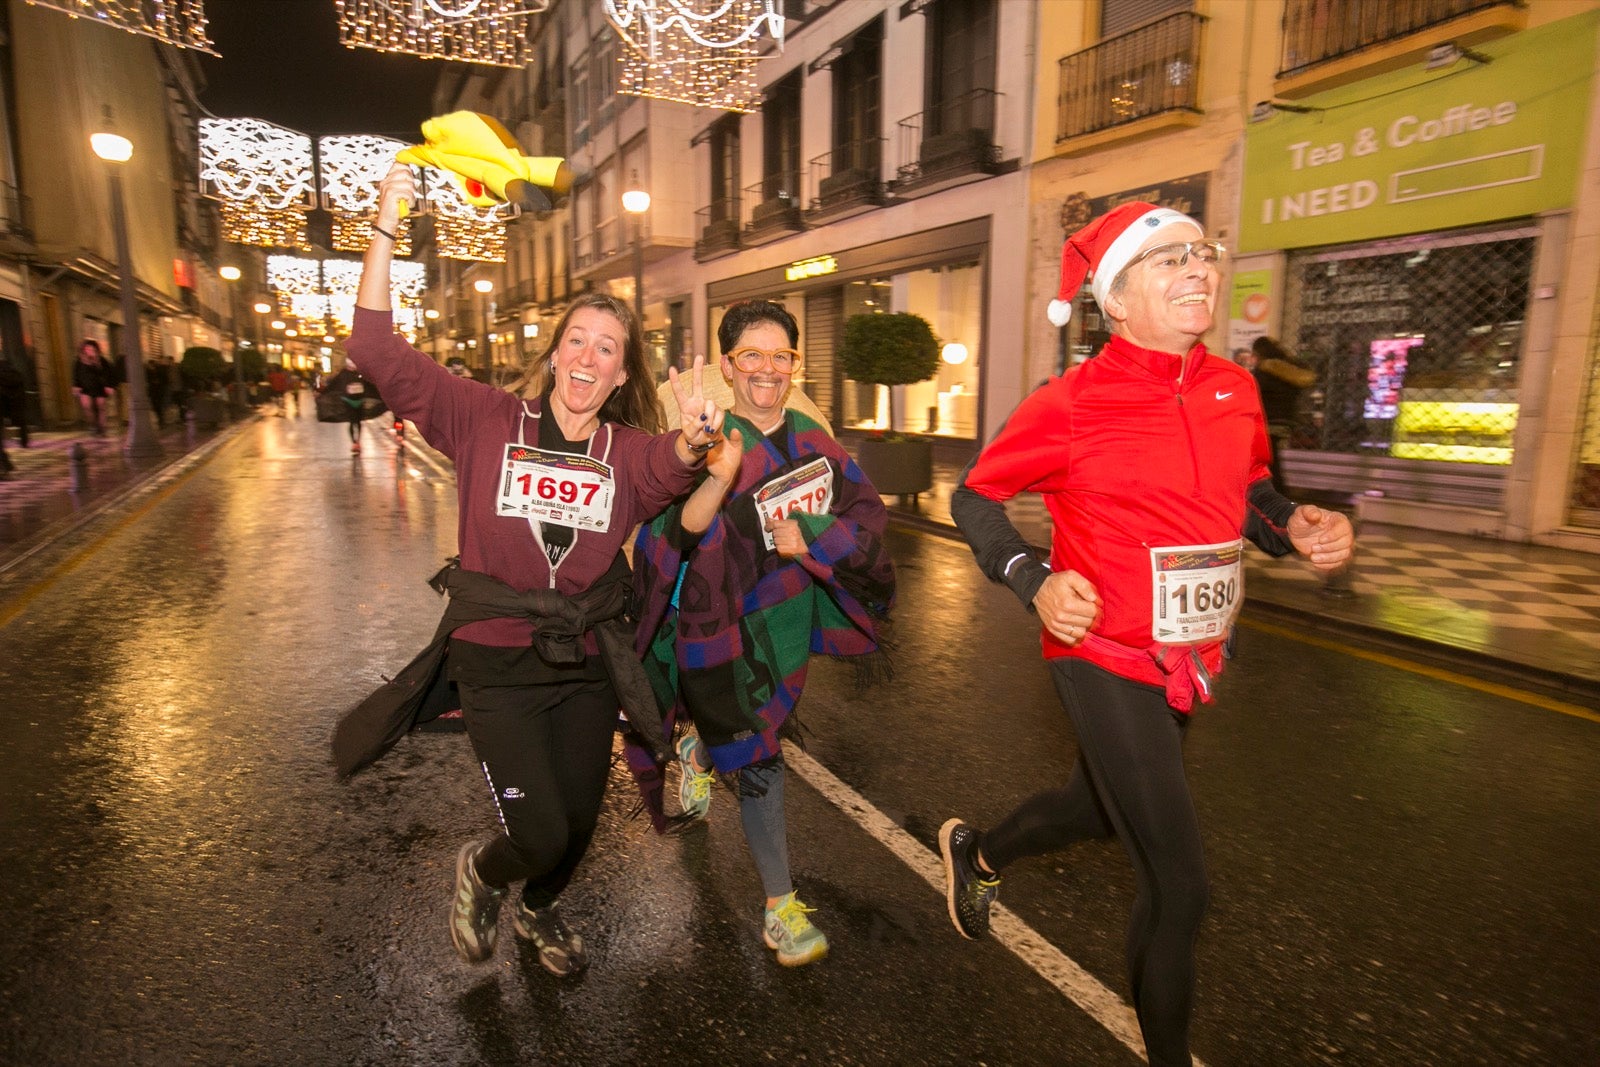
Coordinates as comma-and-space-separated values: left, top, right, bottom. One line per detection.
395, 111, 572, 215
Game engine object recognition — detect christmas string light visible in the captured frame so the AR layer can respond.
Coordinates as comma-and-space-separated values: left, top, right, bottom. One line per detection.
200, 118, 316, 210
25, 0, 218, 54
219, 201, 310, 250
321, 135, 419, 254
607, 1, 780, 112
266, 256, 325, 296
424, 165, 507, 262
335, 0, 549, 67
605, 0, 782, 52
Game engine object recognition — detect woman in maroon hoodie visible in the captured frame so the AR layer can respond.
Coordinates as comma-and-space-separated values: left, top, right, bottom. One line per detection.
343, 163, 724, 976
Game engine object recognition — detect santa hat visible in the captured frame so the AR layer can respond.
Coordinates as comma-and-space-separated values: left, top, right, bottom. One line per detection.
1046, 201, 1204, 327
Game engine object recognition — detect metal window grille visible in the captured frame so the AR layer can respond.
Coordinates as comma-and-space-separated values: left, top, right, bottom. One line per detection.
1569, 278, 1600, 526
1276, 224, 1535, 508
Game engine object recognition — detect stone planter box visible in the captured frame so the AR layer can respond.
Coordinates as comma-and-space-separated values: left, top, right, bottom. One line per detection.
188, 394, 226, 430
857, 436, 933, 497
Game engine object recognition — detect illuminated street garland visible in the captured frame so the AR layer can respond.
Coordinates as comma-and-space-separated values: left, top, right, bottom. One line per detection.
25, 0, 218, 54
320, 135, 416, 254
200, 118, 316, 210
607, 1, 780, 112
605, 0, 782, 51
335, 0, 548, 67
219, 201, 310, 250
425, 166, 507, 262
268, 257, 429, 335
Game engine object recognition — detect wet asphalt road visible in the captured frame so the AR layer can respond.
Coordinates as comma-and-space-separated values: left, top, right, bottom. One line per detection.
0, 412, 1596, 1066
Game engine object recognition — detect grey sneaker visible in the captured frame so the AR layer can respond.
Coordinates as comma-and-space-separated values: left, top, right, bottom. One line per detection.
763, 892, 829, 967
939, 819, 1000, 940
677, 733, 714, 820
513, 901, 589, 976
449, 840, 505, 963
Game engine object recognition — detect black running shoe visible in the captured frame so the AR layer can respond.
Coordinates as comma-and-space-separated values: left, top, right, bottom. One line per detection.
449, 840, 505, 963
513, 901, 589, 976
939, 819, 1000, 940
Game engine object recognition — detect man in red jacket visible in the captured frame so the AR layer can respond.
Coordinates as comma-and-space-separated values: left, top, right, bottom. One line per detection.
939, 202, 1352, 1067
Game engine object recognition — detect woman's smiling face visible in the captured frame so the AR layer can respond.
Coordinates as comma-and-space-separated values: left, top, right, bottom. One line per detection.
548, 305, 628, 425
722, 321, 796, 426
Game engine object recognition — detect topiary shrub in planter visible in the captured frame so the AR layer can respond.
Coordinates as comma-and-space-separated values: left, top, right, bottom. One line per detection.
842, 312, 941, 497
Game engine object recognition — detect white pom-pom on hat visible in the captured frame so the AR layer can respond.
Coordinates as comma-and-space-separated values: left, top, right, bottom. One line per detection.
1046, 299, 1073, 327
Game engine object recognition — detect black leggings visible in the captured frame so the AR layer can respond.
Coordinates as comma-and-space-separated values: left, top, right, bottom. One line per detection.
981, 659, 1209, 1067
458, 677, 618, 910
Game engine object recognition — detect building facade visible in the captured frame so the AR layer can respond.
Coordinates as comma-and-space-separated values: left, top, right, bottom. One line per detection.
0, 0, 224, 429
1030, 0, 1600, 552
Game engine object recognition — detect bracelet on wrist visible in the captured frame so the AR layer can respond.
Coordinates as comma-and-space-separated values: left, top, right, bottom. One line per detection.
686, 439, 715, 455
372, 223, 399, 242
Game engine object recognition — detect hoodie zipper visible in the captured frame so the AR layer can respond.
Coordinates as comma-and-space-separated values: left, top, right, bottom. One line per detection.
1174, 349, 1203, 497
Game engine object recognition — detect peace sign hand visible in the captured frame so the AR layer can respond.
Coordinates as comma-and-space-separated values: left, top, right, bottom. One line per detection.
668, 355, 725, 452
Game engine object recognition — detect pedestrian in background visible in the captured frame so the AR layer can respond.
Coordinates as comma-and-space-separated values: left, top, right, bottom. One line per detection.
333, 162, 723, 977
0, 350, 23, 477
316, 363, 385, 453
147, 357, 171, 428
629, 299, 894, 967
72, 340, 116, 436
1251, 335, 1316, 495
940, 203, 1353, 1067
266, 365, 291, 416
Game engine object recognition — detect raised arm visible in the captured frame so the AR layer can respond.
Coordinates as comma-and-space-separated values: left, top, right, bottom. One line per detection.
356, 163, 413, 313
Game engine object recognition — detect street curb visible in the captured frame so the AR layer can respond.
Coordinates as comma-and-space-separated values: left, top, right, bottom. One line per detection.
0, 417, 257, 579
883, 509, 1600, 710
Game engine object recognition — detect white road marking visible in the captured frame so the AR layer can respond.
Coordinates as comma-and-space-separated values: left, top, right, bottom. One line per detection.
786, 746, 1208, 1067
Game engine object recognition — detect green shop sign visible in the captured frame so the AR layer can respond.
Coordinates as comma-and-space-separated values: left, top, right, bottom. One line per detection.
1240, 9, 1596, 252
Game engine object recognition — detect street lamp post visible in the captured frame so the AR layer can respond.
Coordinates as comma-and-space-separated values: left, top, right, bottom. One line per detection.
622, 184, 650, 340
220, 265, 244, 413
91, 126, 162, 458
473, 278, 494, 376
251, 302, 272, 406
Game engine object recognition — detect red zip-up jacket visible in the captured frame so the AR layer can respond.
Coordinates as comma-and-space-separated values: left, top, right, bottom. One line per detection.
956, 335, 1277, 691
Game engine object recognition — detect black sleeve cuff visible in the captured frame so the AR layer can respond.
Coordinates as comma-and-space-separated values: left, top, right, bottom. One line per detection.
1004, 558, 1053, 610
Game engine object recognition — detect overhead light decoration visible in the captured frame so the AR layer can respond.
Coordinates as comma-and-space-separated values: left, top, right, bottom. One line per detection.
268, 257, 430, 336
424, 166, 507, 262
218, 201, 311, 250
267, 255, 326, 296
320, 135, 415, 255
200, 118, 316, 248
606, 0, 783, 113
335, 0, 549, 67
26, 0, 219, 54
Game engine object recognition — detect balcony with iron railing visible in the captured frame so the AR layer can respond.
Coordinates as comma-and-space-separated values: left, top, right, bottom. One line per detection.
1276, 0, 1526, 97
894, 88, 1003, 194
1056, 12, 1204, 147
0, 181, 33, 243
806, 138, 886, 223
573, 216, 624, 273
742, 175, 805, 246
503, 279, 537, 309
694, 195, 743, 261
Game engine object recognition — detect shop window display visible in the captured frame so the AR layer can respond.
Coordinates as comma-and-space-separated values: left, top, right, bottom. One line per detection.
841, 262, 981, 438
1281, 230, 1533, 471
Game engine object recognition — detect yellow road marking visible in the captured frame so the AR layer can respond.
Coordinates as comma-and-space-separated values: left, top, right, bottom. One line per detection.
1240, 616, 1600, 723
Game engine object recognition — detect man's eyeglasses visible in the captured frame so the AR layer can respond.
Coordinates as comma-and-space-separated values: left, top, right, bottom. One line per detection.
1122, 240, 1227, 275
729, 347, 802, 373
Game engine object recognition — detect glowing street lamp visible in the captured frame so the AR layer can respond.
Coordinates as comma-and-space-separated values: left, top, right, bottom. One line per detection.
219, 267, 246, 412
91, 124, 161, 457
473, 278, 494, 373
622, 181, 650, 338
